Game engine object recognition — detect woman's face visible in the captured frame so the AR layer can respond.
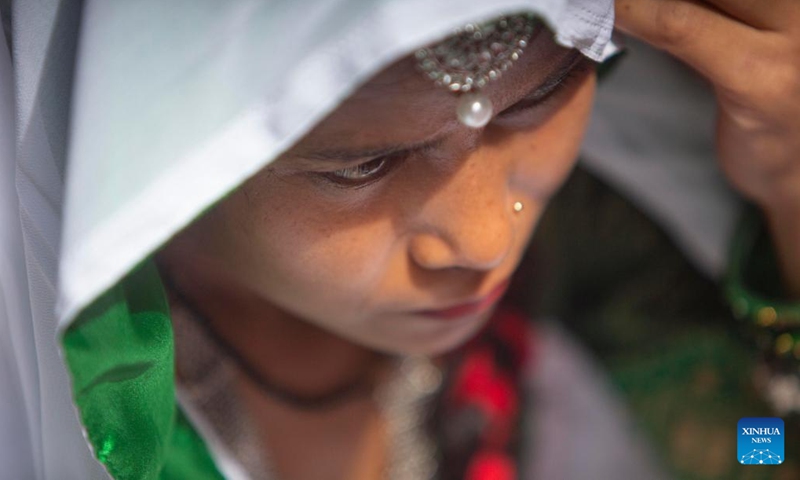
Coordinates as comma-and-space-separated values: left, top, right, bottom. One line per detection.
170, 25, 596, 356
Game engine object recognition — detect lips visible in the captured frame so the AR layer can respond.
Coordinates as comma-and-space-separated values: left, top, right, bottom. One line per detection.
415, 279, 511, 321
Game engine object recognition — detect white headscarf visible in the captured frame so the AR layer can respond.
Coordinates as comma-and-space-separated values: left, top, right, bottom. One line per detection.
1, 1, 615, 478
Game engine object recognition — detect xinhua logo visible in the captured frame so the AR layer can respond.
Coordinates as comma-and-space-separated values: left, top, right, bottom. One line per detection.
738, 417, 784, 465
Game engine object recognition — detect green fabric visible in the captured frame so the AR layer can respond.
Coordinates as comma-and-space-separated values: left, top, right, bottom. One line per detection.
161, 410, 225, 479
61, 259, 223, 480
724, 205, 800, 326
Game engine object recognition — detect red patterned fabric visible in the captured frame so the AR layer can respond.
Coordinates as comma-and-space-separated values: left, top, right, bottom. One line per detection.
465, 450, 517, 480
437, 305, 536, 480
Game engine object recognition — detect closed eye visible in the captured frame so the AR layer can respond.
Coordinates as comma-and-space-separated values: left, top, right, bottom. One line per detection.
496, 57, 594, 117
317, 150, 413, 189
331, 157, 389, 181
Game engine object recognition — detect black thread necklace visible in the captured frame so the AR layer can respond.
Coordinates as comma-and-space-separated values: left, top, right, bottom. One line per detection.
168, 279, 377, 411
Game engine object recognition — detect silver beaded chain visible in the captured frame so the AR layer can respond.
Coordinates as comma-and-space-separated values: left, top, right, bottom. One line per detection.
255, 356, 443, 480
415, 13, 538, 128
375, 356, 444, 480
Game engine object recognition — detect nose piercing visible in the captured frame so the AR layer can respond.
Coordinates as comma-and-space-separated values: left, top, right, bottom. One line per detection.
513, 201, 524, 213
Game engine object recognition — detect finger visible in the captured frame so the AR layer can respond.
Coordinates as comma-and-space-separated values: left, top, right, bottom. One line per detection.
700, 0, 800, 31
615, 0, 769, 89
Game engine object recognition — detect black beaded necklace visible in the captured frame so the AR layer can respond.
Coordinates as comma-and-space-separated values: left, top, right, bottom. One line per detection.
167, 277, 377, 411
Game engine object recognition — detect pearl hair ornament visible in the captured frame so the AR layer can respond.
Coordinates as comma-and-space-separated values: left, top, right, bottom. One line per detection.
415, 13, 537, 128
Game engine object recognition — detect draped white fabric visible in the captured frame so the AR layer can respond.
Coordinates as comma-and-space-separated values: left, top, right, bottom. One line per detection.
2, 1, 112, 478
0, 11, 36, 478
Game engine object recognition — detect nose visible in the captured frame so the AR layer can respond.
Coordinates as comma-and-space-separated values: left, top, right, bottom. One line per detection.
408, 151, 516, 272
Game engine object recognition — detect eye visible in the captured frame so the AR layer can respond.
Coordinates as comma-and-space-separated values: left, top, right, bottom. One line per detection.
331, 157, 389, 181
495, 59, 594, 119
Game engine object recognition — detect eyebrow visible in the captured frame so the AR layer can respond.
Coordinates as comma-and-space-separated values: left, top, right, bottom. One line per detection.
302, 134, 448, 163
304, 51, 586, 163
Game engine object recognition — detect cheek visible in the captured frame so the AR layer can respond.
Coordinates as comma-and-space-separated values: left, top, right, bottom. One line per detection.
220, 180, 398, 310
507, 74, 597, 199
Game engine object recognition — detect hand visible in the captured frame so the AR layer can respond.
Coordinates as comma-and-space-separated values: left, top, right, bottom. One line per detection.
615, 0, 800, 297
615, 0, 800, 210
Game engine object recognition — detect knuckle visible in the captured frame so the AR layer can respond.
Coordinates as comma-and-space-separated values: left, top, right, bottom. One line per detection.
653, 2, 698, 48
720, 47, 800, 104
748, 64, 799, 104
721, 56, 764, 99
758, 44, 800, 101
770, 64, 800, 99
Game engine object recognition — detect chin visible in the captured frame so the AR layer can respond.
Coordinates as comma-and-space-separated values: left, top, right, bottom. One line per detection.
369, 309, 494, 357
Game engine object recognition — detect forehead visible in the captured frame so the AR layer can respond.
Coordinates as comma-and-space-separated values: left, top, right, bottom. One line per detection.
287, 23, 579, 156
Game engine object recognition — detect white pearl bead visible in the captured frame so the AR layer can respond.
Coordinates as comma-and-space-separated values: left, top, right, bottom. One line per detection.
456, 93, 493, 128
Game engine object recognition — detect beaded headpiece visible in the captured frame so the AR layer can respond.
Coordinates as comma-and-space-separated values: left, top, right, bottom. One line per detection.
415, 13, 538, 128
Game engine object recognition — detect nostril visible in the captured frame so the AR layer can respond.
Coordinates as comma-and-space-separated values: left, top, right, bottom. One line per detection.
409, 233, 458, 271
409, 214, 514, 272
463, 223, 514, 270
